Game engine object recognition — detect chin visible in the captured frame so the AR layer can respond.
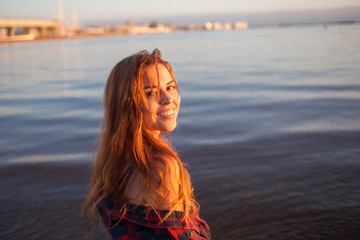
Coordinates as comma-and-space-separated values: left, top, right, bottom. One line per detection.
158, 122, 177, 133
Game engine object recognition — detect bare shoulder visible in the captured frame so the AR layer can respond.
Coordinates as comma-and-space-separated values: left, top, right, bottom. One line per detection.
153, 154, 183, 210
155, 154, 181, 183
123, 156, 182, 210
123, 156, 183, 210
123, 168, 143, 204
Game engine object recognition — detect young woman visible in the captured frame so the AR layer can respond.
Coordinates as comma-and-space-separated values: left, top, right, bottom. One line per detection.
82, 49, 210, 240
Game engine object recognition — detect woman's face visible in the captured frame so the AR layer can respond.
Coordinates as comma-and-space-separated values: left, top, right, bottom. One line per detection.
142, 64, 180, 136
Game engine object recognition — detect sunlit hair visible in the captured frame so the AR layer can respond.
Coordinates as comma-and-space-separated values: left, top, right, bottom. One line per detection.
82, 49, 197, 227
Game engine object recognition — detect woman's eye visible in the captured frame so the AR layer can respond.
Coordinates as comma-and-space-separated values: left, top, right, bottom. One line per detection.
146, 90, 158, 97
167, 86, 176, 91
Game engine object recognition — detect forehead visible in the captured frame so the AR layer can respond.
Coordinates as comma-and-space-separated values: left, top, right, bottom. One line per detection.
143, 64, 173, 86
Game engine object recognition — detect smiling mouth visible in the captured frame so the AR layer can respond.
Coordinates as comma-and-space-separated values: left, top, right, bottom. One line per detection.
157, 109, 175, 117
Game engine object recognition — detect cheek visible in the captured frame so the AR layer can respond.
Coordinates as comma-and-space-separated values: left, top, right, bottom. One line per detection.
141, 100, 154, 119
146, 99, 158, 113
175, 94, 181, 107
170, 91, 180, 105
142, 108, 155, 127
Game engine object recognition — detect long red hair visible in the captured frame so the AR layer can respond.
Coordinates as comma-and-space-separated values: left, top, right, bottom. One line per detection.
82, 49, 196, 226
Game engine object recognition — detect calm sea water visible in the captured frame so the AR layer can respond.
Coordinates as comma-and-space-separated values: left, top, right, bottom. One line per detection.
1, 24, 360, 239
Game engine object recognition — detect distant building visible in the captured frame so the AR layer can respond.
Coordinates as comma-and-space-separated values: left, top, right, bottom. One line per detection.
187, 23, 203, 31
213, 22, 222, 30
223, 22, 233, 30
233, 21, 248, 30
203, 21, 248, 31
204, 22, 213, 30
127, 24, 151, 35
82, 27, 106, 34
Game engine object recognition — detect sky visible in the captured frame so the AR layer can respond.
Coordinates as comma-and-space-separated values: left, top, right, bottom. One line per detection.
1, 0, 360, 25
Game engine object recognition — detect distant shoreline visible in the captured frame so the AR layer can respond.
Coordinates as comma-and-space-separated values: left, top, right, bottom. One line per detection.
0, 31, 131, 44
0, 21, 358, 44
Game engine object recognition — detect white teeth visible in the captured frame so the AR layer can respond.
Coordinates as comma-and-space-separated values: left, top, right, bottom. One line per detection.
157, 109, 175, 116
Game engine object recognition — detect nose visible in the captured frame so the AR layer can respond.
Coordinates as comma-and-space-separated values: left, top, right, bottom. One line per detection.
159, 89, 172, 105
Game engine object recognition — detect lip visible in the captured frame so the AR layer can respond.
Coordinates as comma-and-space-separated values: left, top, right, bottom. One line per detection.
156, 108, 176, 119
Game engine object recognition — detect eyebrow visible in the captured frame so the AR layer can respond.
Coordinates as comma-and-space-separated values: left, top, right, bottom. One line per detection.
144, 80, 176, 90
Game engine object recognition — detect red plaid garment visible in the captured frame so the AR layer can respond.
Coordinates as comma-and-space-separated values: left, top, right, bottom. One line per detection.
96, 193, 211, 240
